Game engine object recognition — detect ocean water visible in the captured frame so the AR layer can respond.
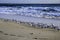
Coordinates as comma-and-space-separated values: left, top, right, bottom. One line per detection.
0, 4, 60, 29
0, 14, 60, 28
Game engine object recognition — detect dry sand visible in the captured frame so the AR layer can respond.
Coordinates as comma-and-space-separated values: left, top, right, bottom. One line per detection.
0, 19, 60, 40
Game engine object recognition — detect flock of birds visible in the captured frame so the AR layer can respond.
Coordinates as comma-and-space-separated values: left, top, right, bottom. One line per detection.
1, 18, 60, 31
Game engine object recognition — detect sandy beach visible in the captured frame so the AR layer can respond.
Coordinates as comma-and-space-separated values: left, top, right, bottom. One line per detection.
0, 19, 60, 40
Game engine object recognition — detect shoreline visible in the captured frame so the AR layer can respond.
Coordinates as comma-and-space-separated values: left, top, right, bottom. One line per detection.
0, 18, 60, 31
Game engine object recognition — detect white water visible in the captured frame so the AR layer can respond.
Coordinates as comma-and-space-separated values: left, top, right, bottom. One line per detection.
0, 14, 60, 29
0, 7, 60, 29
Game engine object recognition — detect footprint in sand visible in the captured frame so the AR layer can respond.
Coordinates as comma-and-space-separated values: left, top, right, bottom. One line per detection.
17, 35, 24, 37
33, 37, 38, 39
33, 37, 48, 40
0, 30, 24, 38
9, 34, 16, 36
0, 30, 9, 36
4, 33, 8, 35
0, 31, 4, 33
30, 33, 34, 35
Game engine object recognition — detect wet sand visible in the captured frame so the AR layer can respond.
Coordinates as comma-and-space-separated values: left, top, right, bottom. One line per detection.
0, 19, 60, 40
